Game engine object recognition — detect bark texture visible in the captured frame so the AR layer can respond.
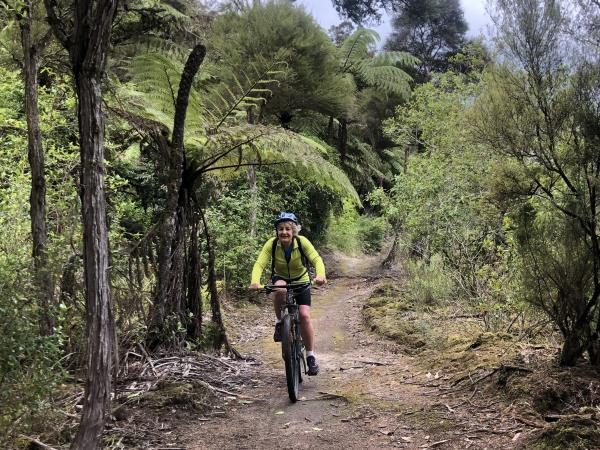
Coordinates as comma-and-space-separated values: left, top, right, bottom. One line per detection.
44, 0, 118, 446
149, 45, 206, 345
20, 1, 54, 335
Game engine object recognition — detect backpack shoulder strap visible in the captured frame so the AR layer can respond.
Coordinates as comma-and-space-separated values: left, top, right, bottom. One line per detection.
270, 237, 277, 278
295, 236, 309, 268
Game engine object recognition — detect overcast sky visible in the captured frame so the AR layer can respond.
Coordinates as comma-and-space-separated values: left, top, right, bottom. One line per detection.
297, 0, 492, 45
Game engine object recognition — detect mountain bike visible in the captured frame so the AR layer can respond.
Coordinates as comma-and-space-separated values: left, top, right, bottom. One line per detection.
264, 283, 310, 402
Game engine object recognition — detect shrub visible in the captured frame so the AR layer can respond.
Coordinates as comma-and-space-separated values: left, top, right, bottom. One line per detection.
325, 203, 387, 255
404, 254, 457, 306
356, 215, 388, 254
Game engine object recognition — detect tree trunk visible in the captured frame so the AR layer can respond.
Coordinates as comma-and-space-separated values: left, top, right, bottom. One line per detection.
186, 214, 202, 339
247, 164, 257, 238
20, 0, 54, 336
246, 107, 258, 238
559, 329, 586, 366
339, 118, 348, 163
43, 0, 119, 446
588, 334, 600, 366
381, 232, 400, 269
327, 115, 335, 144
148, 45, 206, 346
70, 72, 116, 450
200, 208, 226, 350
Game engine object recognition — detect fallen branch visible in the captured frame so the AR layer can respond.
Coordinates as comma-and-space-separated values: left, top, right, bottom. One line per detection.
358, 359, 391, 366
339, 365, 365, 371
313, 391, 348, 401
543, 413, 597, 422
470, 364, 533, 386
196, 379, 262, 401
514, 416, 546, 428
18, 435, 58, 450
138, 343, 157, 377
422, 439, 450, 448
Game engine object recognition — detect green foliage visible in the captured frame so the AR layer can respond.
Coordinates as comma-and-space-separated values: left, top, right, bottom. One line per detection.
403, 254, 457, 306
209, 1, 354, 118
324, 201, 387, 255
385, 0, 468, 79
0, 67, 67, 440
377, 67, 519, 321
208, 170, 343, 289
472, 0, 600, 364
381, 71, 498, 265
117, 47, 361, 205
357, 214, 388, 254
339, 28, 417, 98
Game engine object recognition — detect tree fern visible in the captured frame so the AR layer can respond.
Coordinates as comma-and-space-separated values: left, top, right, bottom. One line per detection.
112, 49, 360, 205
357, 64, 412, 96
338, 28, 418, 100
202, 58, 287, 132
339, 28, 380, 72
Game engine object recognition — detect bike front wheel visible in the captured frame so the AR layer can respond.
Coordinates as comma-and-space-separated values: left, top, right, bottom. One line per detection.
282, 315, 300, 402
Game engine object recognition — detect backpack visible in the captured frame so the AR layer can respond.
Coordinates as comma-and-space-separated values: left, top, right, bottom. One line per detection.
270, 236, 314, 281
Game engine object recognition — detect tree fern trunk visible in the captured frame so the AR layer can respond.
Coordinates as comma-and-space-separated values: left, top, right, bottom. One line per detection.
248, 165, 257, 238
186, 212, 202, 339
339, 118, 348, 163
246, 106, 258, 238
149, 45, 206, 346
327, 115, 335, 144
200, 208, 226, 350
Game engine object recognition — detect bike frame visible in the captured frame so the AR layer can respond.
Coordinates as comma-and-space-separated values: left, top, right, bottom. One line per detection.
264, 282, 310, 402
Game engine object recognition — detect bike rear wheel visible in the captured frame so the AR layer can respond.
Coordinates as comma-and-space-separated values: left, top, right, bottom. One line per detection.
282, 315, 300, 402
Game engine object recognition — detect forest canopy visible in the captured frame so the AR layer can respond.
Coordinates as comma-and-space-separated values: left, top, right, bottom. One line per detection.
2, 0, 600, 448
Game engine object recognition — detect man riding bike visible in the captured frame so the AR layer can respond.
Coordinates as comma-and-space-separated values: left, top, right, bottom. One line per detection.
249, 212, 327, 376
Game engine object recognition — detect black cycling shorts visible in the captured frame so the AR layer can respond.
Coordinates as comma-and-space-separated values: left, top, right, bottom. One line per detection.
271, 276, 312, 306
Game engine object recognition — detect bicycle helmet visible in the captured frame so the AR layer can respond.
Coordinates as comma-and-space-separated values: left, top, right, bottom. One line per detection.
274, 211, 299, 227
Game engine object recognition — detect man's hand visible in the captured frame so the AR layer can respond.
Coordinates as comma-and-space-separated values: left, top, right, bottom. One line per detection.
314, 276, 326, 286
249, 283, 261, 290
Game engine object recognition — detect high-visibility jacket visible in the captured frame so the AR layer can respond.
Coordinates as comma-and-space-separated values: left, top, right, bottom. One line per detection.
251, 236, 325, 284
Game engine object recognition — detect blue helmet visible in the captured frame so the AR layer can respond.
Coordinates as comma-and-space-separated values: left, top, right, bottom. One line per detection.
274, 211, 299, 227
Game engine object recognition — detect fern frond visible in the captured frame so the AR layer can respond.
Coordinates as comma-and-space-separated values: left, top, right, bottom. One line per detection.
370, 51, 420, 68
339, 28, 380, 71
203, 59, 287, 131
355, 64, 412, 97
184, 124, 360, 204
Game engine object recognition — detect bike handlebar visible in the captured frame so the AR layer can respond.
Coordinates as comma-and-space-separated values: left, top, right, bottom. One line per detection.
260, 282, 311, 293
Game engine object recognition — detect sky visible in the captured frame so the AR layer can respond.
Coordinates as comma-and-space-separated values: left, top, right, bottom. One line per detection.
297, 0, 492, 45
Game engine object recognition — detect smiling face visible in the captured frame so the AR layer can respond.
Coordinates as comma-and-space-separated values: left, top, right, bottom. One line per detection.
276, 221, 295, 247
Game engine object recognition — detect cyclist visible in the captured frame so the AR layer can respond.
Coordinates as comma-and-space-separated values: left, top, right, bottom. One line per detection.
249, 212, 327, 376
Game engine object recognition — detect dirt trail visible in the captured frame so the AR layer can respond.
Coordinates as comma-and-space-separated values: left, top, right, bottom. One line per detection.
182, 253, 516, 450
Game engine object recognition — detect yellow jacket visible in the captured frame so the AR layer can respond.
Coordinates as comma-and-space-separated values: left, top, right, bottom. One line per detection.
251, 236, 325, 284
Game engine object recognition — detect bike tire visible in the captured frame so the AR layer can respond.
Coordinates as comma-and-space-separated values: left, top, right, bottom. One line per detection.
282, 315, 300, 402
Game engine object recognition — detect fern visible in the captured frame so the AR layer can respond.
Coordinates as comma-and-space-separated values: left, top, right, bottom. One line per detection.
112, 49, 360, 205
355, 64, 412, 97
202, 59, 287, 132
370, 51, 419, 68
338, 28, 418, 101
339, 28, 380, 72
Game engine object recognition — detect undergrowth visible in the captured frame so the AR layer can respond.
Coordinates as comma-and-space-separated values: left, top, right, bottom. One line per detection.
363, 279, 600, 450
